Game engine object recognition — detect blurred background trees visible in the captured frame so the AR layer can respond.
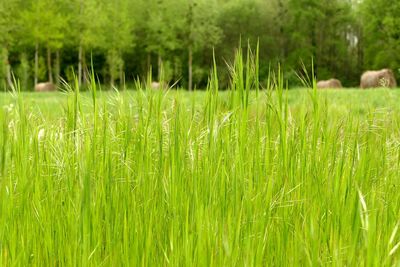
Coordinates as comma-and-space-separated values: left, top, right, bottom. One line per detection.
0, 0, 397, 90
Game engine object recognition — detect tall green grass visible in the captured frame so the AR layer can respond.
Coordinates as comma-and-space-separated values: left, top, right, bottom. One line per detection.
1, 48, 400, 266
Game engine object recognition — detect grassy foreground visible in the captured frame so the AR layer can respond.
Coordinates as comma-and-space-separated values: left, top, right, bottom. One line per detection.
1, 61, 400, 265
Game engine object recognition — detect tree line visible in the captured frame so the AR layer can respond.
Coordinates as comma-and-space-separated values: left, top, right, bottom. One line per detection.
0, 0, 399, 90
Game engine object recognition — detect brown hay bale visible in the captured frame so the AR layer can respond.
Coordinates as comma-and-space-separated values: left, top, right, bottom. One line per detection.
150, 81, 168, 90
34, 82, 56, 92
316, 79, 342, 89
151, 81, 161, 89
360, 69, 397, 89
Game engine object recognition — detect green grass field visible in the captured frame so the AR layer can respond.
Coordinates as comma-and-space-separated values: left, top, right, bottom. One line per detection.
2, 88, 400, 119
1, 62, 400, 265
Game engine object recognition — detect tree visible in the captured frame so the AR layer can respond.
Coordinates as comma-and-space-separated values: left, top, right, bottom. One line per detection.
178, 0, 222, 90
20, 0, 67, 85
284, 0, 355, 85
101, 0, 135, 87
361, 0, 400, 74
2, 0, 398, 90
0, 0, 19, 89
68, 0, 106, 87
216, 0, 288, 86
135, 0, 183, 82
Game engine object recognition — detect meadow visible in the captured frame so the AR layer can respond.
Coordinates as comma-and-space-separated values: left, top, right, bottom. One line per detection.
1, 58, 400, 266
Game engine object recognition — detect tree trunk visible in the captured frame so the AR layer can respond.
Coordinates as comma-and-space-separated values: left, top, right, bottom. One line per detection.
78, 45, 83, 87
277, 0, 287, 60
357, 27, 363, 76
110, 65, 114, 88
147, 53, 151, 72
311, 23, 318, 78
34, 42, 39, 85
19, 53, 29, 90
47, 47, 53, 83
78, 0, 84, 87
119, 65, 124, 89
82, 50, 87, 85
6, 61, 13, 90
55, 50, 60, 86
158, 54, 162, 82
3, 48, 13, 90
187, 1, 194, 91
188, 45, 193, 91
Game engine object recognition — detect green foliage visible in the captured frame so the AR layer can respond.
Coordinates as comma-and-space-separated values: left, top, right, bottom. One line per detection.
285, 0, 355, 84
19, 0, 67, 49
37, 56, 47, 81
361, 0, 400, 73
69, 0, 105, 50
101, 0, 135, 85
1, 0, 399, 89
182, 0, 222, 50
137, 0, 182, 56
0, 48, 6, 82
0, 0, 18, 47
106, 49, 124, 85
15, 53, 30, 90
